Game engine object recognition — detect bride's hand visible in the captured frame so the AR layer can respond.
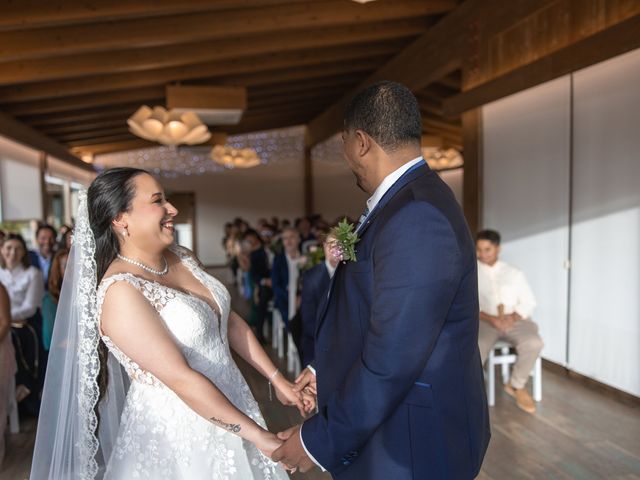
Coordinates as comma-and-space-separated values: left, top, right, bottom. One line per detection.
254, 430, 283, 459
273, 374, 306, 417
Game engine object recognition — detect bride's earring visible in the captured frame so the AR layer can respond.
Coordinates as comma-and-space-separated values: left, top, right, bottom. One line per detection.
122, 228, 129, 238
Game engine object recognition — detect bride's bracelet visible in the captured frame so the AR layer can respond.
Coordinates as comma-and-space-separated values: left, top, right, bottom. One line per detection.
268, 368, 279, 401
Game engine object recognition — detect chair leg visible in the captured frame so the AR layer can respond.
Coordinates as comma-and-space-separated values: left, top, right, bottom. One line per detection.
500, 346, 510, 385
487, 350, 495, 407
533, 356, 542, 402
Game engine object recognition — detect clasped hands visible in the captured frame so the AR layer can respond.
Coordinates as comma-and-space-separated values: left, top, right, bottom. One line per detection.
261, 367, 318, 473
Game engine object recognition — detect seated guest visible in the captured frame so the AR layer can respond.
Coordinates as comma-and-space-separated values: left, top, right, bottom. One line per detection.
300, 232, 341, 366
271, 227, 305, 325
476, 229, 544, 414
242, 229, 271, 343
0, 283, 16, 467
28, 224, 57, 289
0, 233, 45, 416
296, 217, 316, 252
41, 249, 69, 351
56, 224, 72, 251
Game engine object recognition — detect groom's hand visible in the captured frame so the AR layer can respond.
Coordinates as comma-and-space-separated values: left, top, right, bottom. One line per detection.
272, 425, 316, 473
293, 367, 317, 395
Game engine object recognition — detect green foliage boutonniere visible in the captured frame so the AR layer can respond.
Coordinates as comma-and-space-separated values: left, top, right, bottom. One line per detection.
330, 218, 360, 263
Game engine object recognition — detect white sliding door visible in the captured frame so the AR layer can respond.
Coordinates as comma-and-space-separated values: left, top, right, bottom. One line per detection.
569, 48, 640, 396
482, 77, 571, 365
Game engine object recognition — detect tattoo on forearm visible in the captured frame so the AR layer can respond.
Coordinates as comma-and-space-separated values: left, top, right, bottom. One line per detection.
209, 416, 241, 433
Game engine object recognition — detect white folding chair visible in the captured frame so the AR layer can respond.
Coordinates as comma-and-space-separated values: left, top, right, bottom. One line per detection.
486, 340, 542, 407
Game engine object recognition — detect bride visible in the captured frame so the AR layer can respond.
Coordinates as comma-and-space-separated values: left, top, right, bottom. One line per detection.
31, 168, 312, 479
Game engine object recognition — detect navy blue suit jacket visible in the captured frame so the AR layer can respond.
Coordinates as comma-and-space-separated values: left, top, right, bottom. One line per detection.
300, 262, 331, 366
301, 163, 490, 479
271, 253, 289, 323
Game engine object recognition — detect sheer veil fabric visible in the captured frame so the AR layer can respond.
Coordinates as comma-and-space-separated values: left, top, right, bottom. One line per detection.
31, 190, 128, 479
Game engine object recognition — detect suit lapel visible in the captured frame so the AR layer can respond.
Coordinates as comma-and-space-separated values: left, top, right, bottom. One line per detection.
315, 162, 430, 336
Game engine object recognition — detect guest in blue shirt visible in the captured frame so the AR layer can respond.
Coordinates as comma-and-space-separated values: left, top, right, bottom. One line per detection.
28, 224, 57, 289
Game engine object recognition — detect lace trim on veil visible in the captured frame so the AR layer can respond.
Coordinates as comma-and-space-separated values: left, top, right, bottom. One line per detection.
75, 190, 101, 480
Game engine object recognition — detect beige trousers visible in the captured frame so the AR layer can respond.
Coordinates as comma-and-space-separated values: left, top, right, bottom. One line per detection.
478, 318, 544, 389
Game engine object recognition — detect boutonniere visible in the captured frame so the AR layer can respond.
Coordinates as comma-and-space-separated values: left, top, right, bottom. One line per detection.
330, 219, 360, 263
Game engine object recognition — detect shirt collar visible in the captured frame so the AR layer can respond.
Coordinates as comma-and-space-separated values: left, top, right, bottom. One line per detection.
324, 259, 337, 278
365, 156, 424, 214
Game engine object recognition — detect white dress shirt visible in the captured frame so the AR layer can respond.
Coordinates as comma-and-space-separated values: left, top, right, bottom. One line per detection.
301, 156, 425, 470
324, 259, 337, 279
0, 265, 44, 321
285, 253, 306, 321
477, 260, 536, 320
364, 156, 424, 219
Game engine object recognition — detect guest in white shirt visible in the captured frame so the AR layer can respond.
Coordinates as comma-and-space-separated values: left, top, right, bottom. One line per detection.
476, 229, 543, 414
0, 233, 45, 416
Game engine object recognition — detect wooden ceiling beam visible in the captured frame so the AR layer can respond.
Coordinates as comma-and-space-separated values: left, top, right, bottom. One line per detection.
0, 42, 400, 102
249, 75, 363, 98
23, 104, 146, 127
70, 139, 158, 157
0, 110, 91, 170
66, 133, 141, 149
54, 126, 131, 143
41, 119, 127, 135
443, 12, 640, 116
3, 86, 165, 116
0, 0, 313, 31
249, 86, 354, 108
0, 0, 455, 61
0, 19, 428, 85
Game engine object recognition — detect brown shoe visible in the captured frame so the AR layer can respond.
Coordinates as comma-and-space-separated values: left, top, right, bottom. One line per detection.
504, 383, 536, 414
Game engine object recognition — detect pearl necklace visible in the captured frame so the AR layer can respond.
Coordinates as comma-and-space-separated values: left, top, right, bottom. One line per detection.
117, 253, 169, 276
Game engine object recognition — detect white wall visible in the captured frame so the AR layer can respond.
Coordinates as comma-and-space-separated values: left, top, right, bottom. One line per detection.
483, 77, 572, 366
569, 48, 640, 397
481, 48, 640, 396
163, 161, 305, 266
0, 135, 43, 221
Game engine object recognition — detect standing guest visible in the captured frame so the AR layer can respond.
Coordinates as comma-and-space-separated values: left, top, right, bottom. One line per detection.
299, 233, 341, 366
295, 217, 316, 252
0, 283, 16, 467
41, 249, 69, 351
0, 233, 44, 416
28, 224, 57, 288
271, 227, 305, 325
476, 229, 543, 414
243, 229, 271, 343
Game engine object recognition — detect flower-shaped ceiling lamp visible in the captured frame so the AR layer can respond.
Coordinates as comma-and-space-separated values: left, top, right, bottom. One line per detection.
421, 146, 464, 171
211, 145, 261, 169
127, 105, 211, 146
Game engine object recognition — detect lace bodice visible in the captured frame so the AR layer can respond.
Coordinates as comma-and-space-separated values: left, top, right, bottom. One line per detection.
94, 245, 286, 479
96, 245, 232, 388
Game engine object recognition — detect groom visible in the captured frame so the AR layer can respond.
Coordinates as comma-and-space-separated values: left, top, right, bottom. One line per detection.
273, 81, 490, 479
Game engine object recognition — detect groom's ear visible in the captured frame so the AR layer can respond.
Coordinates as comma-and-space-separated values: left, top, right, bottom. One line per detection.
355, 129, 371, 157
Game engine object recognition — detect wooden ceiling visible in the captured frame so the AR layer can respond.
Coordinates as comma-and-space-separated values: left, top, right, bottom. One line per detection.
0, 0, 463, 160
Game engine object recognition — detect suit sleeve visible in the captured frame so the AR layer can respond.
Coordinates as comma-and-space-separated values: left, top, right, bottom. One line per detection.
301, 201, 462, 472
300, 270, 319, 348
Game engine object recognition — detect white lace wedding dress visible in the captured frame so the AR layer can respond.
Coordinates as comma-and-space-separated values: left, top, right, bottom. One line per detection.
95, 246, 288, 480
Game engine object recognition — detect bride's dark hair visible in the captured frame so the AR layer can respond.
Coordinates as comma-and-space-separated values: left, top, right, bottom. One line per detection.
87, 167, 148, 408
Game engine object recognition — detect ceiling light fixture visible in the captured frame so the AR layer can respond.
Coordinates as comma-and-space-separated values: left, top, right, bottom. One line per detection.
127, 105, 211, 146
421, 147, 464, 171
211, 144, 261, 169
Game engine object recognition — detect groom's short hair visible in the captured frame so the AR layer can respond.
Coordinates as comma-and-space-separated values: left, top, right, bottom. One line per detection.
343, 81, 422, 152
